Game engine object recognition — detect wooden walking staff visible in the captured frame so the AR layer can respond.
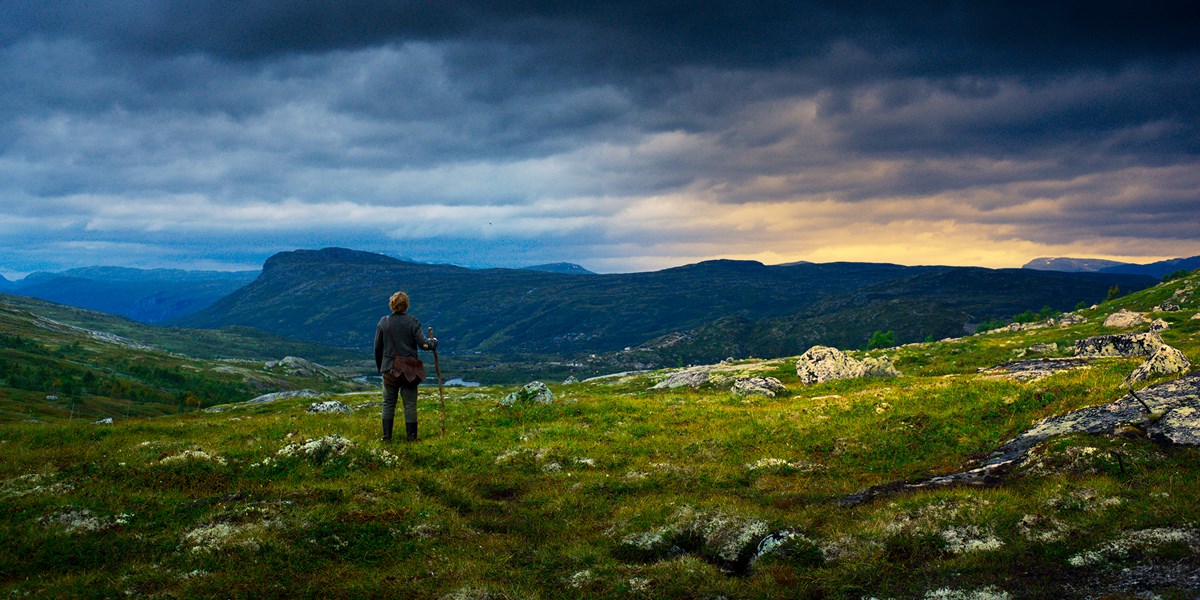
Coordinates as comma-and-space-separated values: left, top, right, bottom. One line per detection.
429, 327, 446, 436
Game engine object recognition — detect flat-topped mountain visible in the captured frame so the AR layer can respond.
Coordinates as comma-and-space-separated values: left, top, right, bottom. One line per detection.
1023, 257, 1130, 272
1025, 255, 1200, 278
521, 262, 595, 275
178, 248, 1157, 366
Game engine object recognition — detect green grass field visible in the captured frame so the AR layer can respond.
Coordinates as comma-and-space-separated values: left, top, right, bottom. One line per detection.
2, 274, 1198, 598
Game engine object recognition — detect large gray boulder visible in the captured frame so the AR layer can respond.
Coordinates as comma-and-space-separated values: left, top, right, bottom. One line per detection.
652, 369, 710, 390
1074, 332, 1166, 358
1123, 345, 1191, 386
795, 346, 864, 384
1103, 309, 1148, 328
501, 381, 554, 406
731, 377, 789, 398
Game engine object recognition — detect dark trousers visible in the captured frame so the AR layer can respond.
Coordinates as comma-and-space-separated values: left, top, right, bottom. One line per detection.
382, 381, 419, 424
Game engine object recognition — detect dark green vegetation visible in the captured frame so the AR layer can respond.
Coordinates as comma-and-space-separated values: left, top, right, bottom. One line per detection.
0, 295, 364, 422
2, 269, 1198, 598
179, 248, 1156, 380
7, 267, 258, 323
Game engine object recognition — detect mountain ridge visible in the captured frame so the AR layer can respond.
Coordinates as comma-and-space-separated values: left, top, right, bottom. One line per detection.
179, 248, 1157, 369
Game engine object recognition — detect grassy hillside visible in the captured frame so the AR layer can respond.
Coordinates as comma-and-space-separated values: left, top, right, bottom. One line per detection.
0, 295, 364, 423
1, 272, 1198, 598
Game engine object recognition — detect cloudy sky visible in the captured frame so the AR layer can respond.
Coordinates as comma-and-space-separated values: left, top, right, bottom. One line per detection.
2, 1, 1198, 277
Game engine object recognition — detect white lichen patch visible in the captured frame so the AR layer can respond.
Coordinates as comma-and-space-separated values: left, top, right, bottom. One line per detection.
372, 448, 400, 467
180, 521, 266, 553
881, 497, 992, 535
1066, 526, 1200, 568
1018, 514, 1070, 543
158, 449, 227, 466
494, 447, 549, 465
1045, 487, 1122, 513
924, 587, 1011, 600
2, 473, 74, 498
745, 457, 823, 472
566, 569, 593, 589
276, 434, 355, 461
41, 507, 129, 534
939, 525, 1004, 554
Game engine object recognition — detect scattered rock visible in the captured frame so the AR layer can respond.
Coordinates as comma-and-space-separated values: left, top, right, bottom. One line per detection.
562, 375, 578, 384
91, 417, 113, 425
1123, 344, 1191, 385
1103, 309, 1148, 328
795, 346, 864, 384
1150, 318, 1170, 332
651, 368, 710, 390
1193, 313, 1200, 320
1057, 313, 1087, 326
500, 381, 554, 406
1074, 332, 1165, 358
306, 400, 352, 414
1027, 343, 1058, 355
1156, 301, 1181, 312
731, 377, 789, 397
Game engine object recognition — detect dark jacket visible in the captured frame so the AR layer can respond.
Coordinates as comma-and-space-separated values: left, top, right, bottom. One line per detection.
374, 312, 436, 373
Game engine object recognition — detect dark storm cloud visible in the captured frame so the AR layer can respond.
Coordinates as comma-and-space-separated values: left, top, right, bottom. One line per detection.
2, 1, 1199, 275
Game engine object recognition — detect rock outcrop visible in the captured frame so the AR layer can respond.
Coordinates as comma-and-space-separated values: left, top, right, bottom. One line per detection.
795, 346, 898, 384
1123, 345, 1191, 385
731, 377, 789, 398
266, 356, 337, 378
1103, 309, 1148, 328
1074, 332, 1165, 358
616, 506, 770, 574
841, 372, 1200, 505
979, 357, 1096, 382
204, 389, 322, 412
501, 381, 554, 406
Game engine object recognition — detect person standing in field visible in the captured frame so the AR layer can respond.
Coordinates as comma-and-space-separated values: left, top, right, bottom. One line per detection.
373, 291, 437, 442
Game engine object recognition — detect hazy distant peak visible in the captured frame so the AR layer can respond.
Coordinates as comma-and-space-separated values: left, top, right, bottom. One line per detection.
521, 262, 595, 275
1023, 257, 1130, 272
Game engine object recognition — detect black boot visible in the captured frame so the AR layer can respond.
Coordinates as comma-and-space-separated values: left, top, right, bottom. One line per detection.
406, 422, 418, 442
381, 418, 394, 442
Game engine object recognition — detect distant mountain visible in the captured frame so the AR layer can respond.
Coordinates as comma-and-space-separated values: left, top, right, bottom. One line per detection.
1098, 255, 1200, 279
521, 262, 595, 275
1022, 257, 1130, 272
178, 248, 1157, 367
0, 274, 13, 291
10, 267, 258, 323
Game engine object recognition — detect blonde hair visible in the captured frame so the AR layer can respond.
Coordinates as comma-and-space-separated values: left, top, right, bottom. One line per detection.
388, 291, 410, 314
